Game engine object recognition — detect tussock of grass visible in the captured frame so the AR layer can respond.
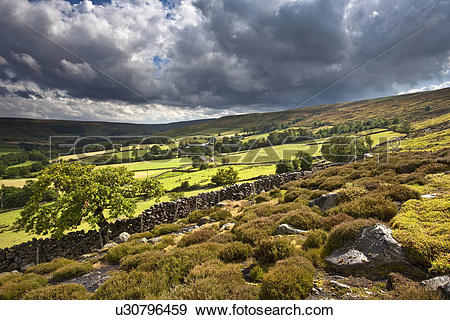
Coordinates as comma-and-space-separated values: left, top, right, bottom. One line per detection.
23, 283, 89, 300
392, 197, 450, 274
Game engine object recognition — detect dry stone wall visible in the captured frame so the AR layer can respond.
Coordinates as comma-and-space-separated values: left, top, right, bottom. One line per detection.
0, 167, 337, 272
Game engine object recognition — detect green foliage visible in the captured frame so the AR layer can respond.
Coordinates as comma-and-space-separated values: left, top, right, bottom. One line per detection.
323, 219, 378, 255
328, 194, 398, 221
0, 180, 56, 210
219, 242, 253, 263
208, 231, 234, 244
178, 228, 217, 247
51, 261, 93, 282
94, 271, 168, 300
151, 223, 181, 237
104, 241, 153, 263
279, 208, 321, 230
302, 229, 328, 250
276, 161, 293, 174
16, 162, 142, 238
321, 135, 368, 163
140, 178, 165, 200
23, 283, 89, 300
0, 273, 48, 299
211, 167, 239, 186
254, 238, 294, 264
392, 197, 450, 274
249, 265, 264, 282
260, 256, 315, 299
296, 151, 313, 171
26, 258, 73, 275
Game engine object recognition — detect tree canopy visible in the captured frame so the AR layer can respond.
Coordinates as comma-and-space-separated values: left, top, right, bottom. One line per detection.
16, 162, 163, 238
321, 136, 368, 163
211, 167, 239, 186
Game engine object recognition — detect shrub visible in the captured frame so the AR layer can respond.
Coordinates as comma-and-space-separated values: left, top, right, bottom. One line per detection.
319, 176, 346, 191
336, 186, 368, 204
249, 265, 264, 282
254, 193, 271, 203
178, 228, 217, 247
253, 238, 294, 264
392, 197, 450, 274
209, 210, 232, 221
168, 261, 258, 300
320, 213, 353, 231
51, 261, 93, 282
219, 242, 253, 262
279, 208, 321, 230
26, 258, 73, 275
104, 241, 153, 263
386, 273, 443, 300
208, 232, 234, 244
211, 167, 239, 186
394, 160, 426, 174
269, 189, 282, 198
279, 180, 303, 190
0, 273, 48, 299
328, 195, 398, 221
151, 223, 181, 237
323, 219, 379, 255
380, 184, 420, 202
131, 243, 225, 286
94, 271, 168, 300
244, 202, 297, 218
284, 189, 304, 203
233, 215, 282, 244
303, 248, 326, 269
260, 256, 314, 299
23, 284, 89, 300
128, 231, 153, 241
302, 230, 328, 250
309, 189, 328, 200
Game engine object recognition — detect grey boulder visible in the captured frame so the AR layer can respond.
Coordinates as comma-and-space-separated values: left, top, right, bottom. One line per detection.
308, 193, 339, 212
326, 224, 418, 279
116, 232, 131, 243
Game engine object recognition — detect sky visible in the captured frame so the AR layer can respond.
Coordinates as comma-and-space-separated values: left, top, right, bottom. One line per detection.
0, 0, 449, 124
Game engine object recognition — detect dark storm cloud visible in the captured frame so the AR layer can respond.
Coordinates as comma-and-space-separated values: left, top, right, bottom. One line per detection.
0, 0, 449, 123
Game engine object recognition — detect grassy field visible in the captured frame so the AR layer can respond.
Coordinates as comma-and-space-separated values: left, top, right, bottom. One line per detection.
8, 161, 36, 168
399, 129, 450, 151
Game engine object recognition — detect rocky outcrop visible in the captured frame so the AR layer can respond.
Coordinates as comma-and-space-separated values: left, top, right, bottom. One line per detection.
326, 224, 420, 279
421, 275, 450, 290
275, 224, 307, 235
308, 193, 339, 212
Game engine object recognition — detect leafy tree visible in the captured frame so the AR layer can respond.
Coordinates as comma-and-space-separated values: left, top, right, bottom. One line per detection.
5, 167, 19, 179
18, 167, 31, 178
31, 162, 45, 172
321, 136, 368, 163
140, 178, 165, 200
365, 136, 374, 150
276, 161, 294, 174
16, 162, 145, 238
211, 167, 239, 186
295, 151, 313, 170
221, 157, 230, 165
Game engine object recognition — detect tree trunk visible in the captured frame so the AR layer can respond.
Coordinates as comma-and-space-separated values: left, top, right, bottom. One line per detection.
96, 207, 110, 243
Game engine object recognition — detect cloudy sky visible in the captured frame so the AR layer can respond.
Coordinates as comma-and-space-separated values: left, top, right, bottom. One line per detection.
0, 0, 449, 123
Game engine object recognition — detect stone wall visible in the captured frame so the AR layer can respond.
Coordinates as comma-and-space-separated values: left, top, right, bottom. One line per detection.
0, 168, 332, 272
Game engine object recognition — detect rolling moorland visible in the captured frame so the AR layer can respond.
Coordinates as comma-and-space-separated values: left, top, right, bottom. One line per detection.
0, 87, 449, 300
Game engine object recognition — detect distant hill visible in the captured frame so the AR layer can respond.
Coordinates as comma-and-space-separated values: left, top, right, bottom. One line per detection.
0, 118, 210, 143
1, 87, 449, 143
160, 87, 450, 136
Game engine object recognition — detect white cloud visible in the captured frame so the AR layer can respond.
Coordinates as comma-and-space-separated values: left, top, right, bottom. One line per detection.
11, 52, 41, 72
398, 81, 450, 95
